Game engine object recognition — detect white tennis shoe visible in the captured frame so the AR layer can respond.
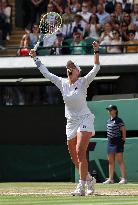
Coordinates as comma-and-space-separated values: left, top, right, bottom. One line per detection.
103, 178, 114, 184
86, 176, 96, 195
119, 178, 127, 184
71, 180, 85, 196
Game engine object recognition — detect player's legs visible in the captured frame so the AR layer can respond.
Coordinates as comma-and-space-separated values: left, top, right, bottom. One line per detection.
116, 152, 126, 179
108, 153, 115, 180
71, 131, 93, 196
67, 136, 79, 169
76, 131, 92, 181
67, 135, 93, 179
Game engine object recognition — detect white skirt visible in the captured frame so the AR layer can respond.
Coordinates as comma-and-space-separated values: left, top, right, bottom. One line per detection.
66, 113, 95, 140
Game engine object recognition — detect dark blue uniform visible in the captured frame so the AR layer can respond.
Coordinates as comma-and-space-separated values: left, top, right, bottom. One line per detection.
107, 117, 125, 154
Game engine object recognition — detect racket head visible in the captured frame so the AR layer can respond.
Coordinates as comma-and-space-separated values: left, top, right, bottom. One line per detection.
39, 12, 62, 37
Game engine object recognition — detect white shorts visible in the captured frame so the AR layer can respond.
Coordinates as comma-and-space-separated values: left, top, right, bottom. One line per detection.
66, 113, 95, 141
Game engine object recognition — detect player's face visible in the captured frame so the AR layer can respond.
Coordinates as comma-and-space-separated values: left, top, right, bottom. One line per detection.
66, 62, 80, 79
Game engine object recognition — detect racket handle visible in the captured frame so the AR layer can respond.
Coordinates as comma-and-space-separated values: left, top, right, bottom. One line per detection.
34, 41, 40, 51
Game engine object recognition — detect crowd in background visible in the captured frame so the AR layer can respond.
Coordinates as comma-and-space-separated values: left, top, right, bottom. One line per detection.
0, 0, 12, 50
18, 0, 138, 55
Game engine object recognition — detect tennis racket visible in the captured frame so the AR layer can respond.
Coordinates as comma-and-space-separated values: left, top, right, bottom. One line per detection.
34, 12, 62, 51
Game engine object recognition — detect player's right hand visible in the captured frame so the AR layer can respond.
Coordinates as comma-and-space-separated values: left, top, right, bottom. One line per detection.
29, 49, 36, 58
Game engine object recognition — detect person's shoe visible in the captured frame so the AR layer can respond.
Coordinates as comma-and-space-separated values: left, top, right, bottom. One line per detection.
71, 180, 85, 196
103, 178, 114, 184
86, 177, 96, 195
119, 178, 127, 184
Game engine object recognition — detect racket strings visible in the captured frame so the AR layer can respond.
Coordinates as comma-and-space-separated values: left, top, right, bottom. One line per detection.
39, 13, 62, 35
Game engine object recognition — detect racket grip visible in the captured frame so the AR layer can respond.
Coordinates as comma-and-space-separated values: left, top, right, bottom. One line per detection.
34, 41, 40, 51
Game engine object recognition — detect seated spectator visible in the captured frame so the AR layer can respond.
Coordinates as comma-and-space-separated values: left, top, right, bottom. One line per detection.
17, 29, 30, 56
131, 4, 138, 29
18, 24, 40, 55
71, 14, 86, 36
99, 22, 113, 45
116, 0, 132, 13
122, 13, 134, 29
61, 13, 73, 39
109, 13, 118, 27
70, 32, 86, 55
86, 14, 101, 40
114, 2, 124, 23
107, 30, 122, 53
77, 1, 92, 24
124, 30, 138, 53
1, 0, 12, 40
68, 0, 81, 14
96, 3, 110, 25
120, 22, 129, 41
26, 24, 39, 48
50, 32, 70, 55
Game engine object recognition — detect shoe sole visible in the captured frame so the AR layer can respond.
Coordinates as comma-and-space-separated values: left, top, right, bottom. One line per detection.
72, 194, 85, 196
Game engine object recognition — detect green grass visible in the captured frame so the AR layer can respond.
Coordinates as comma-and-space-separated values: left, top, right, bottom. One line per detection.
0, 183, 138, 205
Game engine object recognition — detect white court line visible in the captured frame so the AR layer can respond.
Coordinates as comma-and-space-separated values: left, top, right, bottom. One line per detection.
74, 202, 138, 205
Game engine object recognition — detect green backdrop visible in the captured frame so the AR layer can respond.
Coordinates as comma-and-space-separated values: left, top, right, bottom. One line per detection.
75, 138, 138, 182
88, 98, 138, 131
0, 145, 72, 182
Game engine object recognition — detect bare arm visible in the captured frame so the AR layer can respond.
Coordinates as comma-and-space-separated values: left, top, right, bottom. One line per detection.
120, 126, 126, 141
83, 41, 100, 87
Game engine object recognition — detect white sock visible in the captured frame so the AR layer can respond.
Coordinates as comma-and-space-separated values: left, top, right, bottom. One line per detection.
86, 172, 92, 181
79, 180, 86, 186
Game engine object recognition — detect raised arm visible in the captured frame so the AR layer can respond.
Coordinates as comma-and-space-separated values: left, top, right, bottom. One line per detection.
83, 42, 100, 87
29, 49, 63, 91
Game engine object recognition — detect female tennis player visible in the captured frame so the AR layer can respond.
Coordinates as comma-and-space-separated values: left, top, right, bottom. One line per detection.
29, 41, 100, 196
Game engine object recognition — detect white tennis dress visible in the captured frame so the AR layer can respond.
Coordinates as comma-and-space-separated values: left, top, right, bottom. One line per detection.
33, 57, 100, 140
